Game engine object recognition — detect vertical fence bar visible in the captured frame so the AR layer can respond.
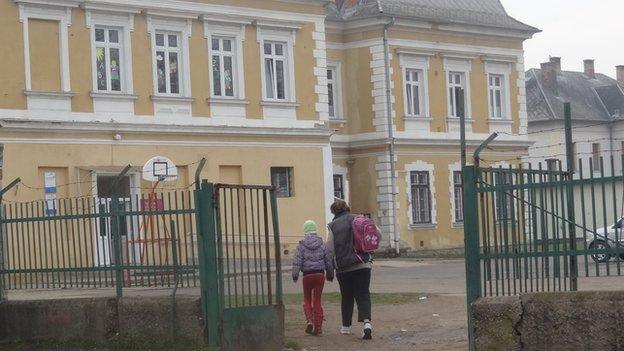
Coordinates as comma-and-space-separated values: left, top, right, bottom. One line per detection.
111, 196, 123, 298
463, 165, 481, 350
269, 189, 283, 306
563, 102, 578, 290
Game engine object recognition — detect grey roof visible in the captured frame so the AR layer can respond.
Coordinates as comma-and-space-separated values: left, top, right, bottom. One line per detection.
526, 69, 624, 122
327, 0, 539, 33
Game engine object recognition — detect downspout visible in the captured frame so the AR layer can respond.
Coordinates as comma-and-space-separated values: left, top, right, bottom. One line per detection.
382, 16, 399, 254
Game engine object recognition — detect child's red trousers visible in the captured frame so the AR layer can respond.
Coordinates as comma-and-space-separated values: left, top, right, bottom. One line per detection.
302, 273, 325, 331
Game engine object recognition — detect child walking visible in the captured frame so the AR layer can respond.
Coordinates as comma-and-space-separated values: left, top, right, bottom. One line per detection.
292, 220, 334, 336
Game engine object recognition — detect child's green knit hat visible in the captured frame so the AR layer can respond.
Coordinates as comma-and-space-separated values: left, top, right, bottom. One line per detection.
303, 220, 317, 234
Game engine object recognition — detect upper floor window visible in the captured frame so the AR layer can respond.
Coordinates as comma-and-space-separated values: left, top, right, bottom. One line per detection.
211, 37, 236, 98
405, 69, 425, 117
327, 66, 342, 119
448, 72, 466, 118
94, 27, 123, 93
488, 74, 506, 119
410, 171, 432, 224
263, 41, 289, 100
155, 31, 182, 95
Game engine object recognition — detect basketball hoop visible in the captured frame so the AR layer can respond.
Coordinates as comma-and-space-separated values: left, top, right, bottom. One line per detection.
142, 156, 178, 182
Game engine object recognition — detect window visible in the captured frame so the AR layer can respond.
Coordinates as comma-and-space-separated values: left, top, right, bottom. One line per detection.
405, 69, 424, 117
211, 37, 236, 97
410, 171, 432, 224
572, 142, 577, 172
271, 167, 293, 198
327, 67, 341, 119
94, 27, 123, 92
155, 31, 181, 95
263, 41, 288, 100
333, 174, 344, 200
448, 72, 466, 118
488, 74, 505, 118
546, 159, 559, 172
453, 171, 464, 223
591, 143, 601, 172
495, 172, 514, 221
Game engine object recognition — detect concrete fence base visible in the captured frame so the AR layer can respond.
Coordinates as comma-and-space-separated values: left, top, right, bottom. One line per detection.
0, 296, 205, 349
473, 291, 624, 350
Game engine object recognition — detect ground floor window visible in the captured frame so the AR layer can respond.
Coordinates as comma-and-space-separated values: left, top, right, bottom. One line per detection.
333, 174, 344, 200
410, 171, 432, 224
453, 171, 464, 223
271, 167, 293, 198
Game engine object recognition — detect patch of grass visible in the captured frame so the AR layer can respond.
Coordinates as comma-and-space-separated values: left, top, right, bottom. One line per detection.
283, 338, 301, 350
0, 338, 212, 351
283, 292, 426, 305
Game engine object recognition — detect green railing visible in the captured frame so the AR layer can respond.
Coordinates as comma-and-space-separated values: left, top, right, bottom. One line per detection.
0, 190, 199, 296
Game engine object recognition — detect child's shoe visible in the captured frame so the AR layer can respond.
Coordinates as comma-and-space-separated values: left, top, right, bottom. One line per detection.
362, 322, 372, 340
312, 325, 322, 336
305, 323, 314, 335
340, 326, 352, 335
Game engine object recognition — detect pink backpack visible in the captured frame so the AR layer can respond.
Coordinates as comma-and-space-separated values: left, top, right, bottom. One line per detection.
352, 214, 381, 256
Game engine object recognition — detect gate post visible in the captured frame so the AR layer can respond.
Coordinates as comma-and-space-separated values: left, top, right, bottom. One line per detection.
564, 102, 578, 290
196, 181, 221, 348
111, 196, 123, 298
463, 165, 481, 350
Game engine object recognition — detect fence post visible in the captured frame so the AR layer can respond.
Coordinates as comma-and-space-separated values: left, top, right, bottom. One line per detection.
111, 196, 123, 298
463, 165, 481, 350
0, 178, 20, 303
196, 181, 221, 348
564, 102, 578, 290
269, 189, 283, 306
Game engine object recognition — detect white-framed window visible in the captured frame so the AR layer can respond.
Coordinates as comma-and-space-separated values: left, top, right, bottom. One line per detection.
404, 69, 425, 117
154, 31, 182, 95
448, 72, 467, 118
332, 164, 349, 203
327, 64, 343, 119
488, 74, 505, 119
263, 41, 289, 100
410, 171, 432, 224
94, 27, 124, 93
453, 171, 464, 223
333, 174, 344, 200
210, 37, 238, 98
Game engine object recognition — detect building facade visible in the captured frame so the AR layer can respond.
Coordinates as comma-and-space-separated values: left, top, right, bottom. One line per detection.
326, 0, 538, 251
0, 0, 537, 253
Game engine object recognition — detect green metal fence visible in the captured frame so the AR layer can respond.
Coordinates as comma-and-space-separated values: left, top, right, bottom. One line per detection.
0, 191, 199, 295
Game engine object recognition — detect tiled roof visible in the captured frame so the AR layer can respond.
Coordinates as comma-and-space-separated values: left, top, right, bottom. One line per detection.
526, 69, 624, 122
327, 0, 538, 32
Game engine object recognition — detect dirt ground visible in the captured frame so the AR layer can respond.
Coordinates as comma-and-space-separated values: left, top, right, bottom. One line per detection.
284, 295, 468, 351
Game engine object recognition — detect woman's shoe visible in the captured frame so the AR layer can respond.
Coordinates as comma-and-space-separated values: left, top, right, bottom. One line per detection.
340, 326, 352, 335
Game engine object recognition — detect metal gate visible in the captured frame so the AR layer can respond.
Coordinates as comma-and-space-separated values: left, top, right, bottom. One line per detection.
196, 181, 283, 350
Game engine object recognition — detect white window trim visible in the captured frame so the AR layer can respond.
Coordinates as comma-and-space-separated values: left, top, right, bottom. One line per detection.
147, 15, 192, 98
327, 61, 344, 120
18, 2, 76, 93
448, 162, 463, 225
257, 24, 298, 104
204, 19, 247, 100
332, 164, 349, 203
405, 160, 436, 228
86, 10, 136, 95
444, 58, 472, 120
399, 54, 430, 119
485, 61, 512, 120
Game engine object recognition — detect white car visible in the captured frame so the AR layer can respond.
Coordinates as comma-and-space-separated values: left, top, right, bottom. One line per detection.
586, 217, 624, 263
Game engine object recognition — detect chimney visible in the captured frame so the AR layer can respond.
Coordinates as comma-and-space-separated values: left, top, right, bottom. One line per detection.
617, 65, 624, 84
549, 56, 562, 72
584, 59, 595, 78
541, 61, 557, 91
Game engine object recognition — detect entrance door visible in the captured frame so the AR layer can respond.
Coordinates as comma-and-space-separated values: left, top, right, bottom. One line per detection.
93, 174, 134, 266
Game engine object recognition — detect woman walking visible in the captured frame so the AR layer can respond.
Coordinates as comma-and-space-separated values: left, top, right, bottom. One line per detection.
326, 199, 373, 340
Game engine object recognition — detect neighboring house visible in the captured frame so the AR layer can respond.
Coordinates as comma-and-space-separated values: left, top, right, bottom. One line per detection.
0, 0, 333, 250
326, 0, 538, 250
526, 58, 624, 174
0, 0, 538, 253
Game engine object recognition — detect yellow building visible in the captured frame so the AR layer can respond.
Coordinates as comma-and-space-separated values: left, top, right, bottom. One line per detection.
0, 0, 537, 253
326, 0, 538, 251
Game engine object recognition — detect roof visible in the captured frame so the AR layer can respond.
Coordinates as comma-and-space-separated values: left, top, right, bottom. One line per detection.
327, 0, 539, 33
526, 69, 624, 122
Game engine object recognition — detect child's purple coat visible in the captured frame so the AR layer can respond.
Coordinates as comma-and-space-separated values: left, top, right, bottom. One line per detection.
292, 233, 334, 280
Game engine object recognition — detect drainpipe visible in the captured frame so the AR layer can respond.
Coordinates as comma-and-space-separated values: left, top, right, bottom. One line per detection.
382, 17, 399, 255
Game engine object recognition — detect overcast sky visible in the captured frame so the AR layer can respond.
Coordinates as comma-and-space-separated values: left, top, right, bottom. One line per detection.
500, 0, 623, 78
